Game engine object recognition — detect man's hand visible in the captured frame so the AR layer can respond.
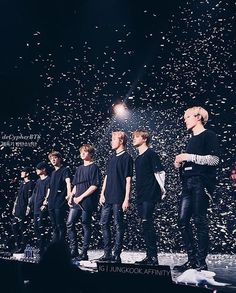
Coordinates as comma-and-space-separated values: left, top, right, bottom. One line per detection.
40, 199, 48, 211
175, 153, 189, 164
25, 206, 30, 216
161, 188, 167, 200
122, 199, 129, 212
73, 196, 82, 205
99, 194, 105, 206
67, 193, 74, 207
40, 204, 46, 211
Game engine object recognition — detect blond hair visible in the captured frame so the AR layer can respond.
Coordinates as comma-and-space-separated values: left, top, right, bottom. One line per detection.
79, 144, 95, 157
132, 130, 151, 146
112, 131, 128, 146
185, 106, 209, 125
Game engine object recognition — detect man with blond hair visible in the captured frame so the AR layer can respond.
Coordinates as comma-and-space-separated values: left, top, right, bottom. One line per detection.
174, 106, 220, 271
132, 130, 166, 265
98, 131, 133, 263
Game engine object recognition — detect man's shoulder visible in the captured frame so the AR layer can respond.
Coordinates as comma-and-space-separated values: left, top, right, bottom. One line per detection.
205, 129, 217, 135
145, 148, 158, 157
123, 151, 133, 159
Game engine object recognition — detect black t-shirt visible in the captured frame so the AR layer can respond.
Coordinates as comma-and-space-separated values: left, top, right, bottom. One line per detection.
105, 151, 133, 204
182, 129, 219, 191
135, 148, 164, 204
14, 180, 34, 218
72, 163, 101, 212
48, 166, 70, 209
31, 176, 50, 214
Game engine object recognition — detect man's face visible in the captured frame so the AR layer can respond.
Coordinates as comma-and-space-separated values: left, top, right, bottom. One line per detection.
231, 171, 236, 182
49, 156, 61, 167
111, 135, 122, 150
132, 134, 146, 147
80, 148, 92, 161
184, 110, 199, 131
36, 168, 43, 175
21, 171, 28, 178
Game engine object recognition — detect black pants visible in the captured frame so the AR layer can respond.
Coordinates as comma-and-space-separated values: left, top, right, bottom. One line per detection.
12, 216, 26, 250
178, 176, 209, 264
34, 212, 47, 253
137, 201, 157, 258
100, 203, 124, 256
48, 208, 66, 243
66, 206, 92, 253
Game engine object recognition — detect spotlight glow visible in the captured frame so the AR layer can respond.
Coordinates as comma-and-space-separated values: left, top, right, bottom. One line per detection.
112, 102, 130, 120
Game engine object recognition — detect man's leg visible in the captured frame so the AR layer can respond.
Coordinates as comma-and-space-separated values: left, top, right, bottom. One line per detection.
192, 176, 209, 270
11, 217, 22, 252
112, 204, 124, 263
174, 179, 197, 271
66, 207, 80, 257
135, 202, 158, 265
55, 207, 66, 242
78, 209, 92, 260
48, 209, 59, 243
99, 203, 112, 261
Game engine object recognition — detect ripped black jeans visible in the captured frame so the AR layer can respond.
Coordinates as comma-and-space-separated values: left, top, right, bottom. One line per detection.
137, 201, 157, 258
178, 176, 209, 264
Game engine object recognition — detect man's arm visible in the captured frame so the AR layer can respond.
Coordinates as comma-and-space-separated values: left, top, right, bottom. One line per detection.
65, 177, 72, 199
175, 153, 219, 166
12, 198, 17, 216
73, 185, 98, 205
99, 175, 107, 206
154, 171, 166, 199
41, 188, 50, 211
66, 185, 76, 207
122, 176, 132, 212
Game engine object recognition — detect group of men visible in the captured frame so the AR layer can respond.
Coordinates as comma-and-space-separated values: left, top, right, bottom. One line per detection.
11, 106, 220, 272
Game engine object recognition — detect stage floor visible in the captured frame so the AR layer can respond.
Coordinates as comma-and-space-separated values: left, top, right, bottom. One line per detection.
77, 250, 236, 293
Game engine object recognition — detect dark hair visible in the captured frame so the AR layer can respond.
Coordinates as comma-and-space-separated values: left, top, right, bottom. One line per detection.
36, 162, 50, 174
48, 151, 63, 160
21, 166, 31, 173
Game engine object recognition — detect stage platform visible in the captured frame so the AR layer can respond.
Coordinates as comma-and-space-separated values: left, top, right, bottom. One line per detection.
83, 251, 236, 292
0, 250, 235, 293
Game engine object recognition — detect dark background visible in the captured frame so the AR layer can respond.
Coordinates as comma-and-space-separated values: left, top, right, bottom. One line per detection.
0, 0, 235, 253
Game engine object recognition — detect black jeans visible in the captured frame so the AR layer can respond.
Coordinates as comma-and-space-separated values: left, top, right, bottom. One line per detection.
34, 212, 47, 253
100, 203, 124, 256
11, 216, 26, 250
178, 176, 209, 264
48, 208, 66, 243
137, 201, 157, 258
66, 206, 92, 253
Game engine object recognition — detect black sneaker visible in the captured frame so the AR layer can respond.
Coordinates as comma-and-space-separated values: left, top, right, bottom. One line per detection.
147, 256, 159, 266
135, 256, 159, 265
135, 256, 149, 265
97, 253, 112, 262
196, 261, 208, 271
12, 247, 24, 254
111, 255, 121, 263
77, 253, 88, 261
71, 250, 79, 258
173, 261, 197, 272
